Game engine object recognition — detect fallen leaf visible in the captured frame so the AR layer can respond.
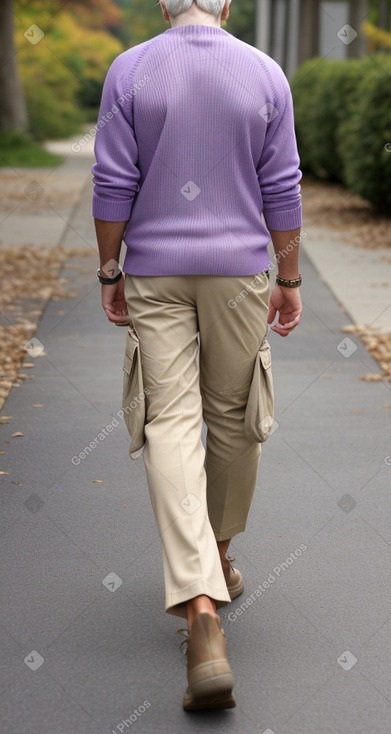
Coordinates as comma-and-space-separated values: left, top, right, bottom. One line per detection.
341, 324, 391, 382
360, 374, 386, 382
0, 244, 70, 409
0, 416, 12, 424
11, 481, 23, 486
32, 404, 44, 408
92, 479, 104, 484
11, 432, 24, 438
0, 471, 10, 475
0, 450, 4, 454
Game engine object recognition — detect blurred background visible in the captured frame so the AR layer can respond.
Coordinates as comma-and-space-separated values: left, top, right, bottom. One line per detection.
1, 0, 391, 209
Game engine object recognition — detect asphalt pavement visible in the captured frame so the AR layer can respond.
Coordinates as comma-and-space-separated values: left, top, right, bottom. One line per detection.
1, 150, 391, 734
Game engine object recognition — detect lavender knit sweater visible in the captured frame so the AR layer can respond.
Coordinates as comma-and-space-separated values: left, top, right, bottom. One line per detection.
92, 24, 302, 276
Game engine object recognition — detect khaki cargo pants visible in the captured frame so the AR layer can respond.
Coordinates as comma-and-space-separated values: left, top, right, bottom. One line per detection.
124, 271, 270, 619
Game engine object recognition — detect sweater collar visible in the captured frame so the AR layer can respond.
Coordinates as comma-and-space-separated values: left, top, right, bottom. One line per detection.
164, 24, 229, 36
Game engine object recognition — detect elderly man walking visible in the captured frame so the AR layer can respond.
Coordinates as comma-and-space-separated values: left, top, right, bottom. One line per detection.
92, 0, 302, 711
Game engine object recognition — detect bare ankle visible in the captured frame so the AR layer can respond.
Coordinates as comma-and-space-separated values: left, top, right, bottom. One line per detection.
217, 538, 231, 560
186, 595, 218, 631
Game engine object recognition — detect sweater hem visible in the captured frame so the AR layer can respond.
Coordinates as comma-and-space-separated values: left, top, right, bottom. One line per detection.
122, 247, 271, 277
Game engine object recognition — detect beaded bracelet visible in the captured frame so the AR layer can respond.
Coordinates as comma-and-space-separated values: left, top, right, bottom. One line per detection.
275, 274, 302, 288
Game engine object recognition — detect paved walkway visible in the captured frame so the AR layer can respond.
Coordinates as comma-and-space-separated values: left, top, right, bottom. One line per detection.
0, 134, 94, 252
1, 145, 391, 734
301, 224, 391, 334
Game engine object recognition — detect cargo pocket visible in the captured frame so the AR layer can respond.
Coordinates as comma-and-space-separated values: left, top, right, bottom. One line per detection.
244, 335, 275, 443
122, 325, 147, 459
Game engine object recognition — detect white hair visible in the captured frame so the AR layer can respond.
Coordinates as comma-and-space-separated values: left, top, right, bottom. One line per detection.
162, 0, 227, 18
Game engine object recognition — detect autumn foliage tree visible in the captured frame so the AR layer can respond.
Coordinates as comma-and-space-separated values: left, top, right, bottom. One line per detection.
8, 0, 123, 138
63, 0, 123, 29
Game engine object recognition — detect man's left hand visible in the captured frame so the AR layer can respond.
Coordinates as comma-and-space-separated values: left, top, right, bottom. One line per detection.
267, 284, 302, 337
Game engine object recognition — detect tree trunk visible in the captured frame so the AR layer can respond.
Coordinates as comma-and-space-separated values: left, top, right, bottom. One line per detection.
0, 0, 28, 132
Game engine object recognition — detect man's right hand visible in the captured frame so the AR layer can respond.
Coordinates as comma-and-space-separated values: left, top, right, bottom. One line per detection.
101, 277, 130, 326
267, 284, 302, 337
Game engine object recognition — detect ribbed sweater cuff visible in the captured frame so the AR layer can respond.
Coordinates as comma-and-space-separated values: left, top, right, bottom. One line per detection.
264, 204, 302, 231
92, 193, 132, 222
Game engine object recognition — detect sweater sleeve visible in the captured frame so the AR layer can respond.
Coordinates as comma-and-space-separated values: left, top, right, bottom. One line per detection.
257, 75, 302, 232
91, 54, 141, 222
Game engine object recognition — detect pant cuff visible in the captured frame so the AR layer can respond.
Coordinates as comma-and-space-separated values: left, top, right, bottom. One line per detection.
165, 580, 231, 619
213, 521, 247, 542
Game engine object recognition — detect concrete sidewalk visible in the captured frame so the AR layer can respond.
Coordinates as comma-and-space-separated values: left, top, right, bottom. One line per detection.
1, 147, 391, 734
0, 134, 95, 252
301, 223, 391, 334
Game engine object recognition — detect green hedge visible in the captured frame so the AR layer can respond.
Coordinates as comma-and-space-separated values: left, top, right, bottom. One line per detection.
291, 55, 391, 212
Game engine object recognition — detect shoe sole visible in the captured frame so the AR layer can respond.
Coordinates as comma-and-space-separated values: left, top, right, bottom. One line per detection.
183, 672, 236, 711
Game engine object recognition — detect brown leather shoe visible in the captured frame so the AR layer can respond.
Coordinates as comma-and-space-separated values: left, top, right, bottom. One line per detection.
179, 613, 236, 711
221, 555, 244, 600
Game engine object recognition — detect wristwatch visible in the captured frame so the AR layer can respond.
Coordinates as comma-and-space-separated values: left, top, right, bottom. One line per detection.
97, 267, 123, 285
